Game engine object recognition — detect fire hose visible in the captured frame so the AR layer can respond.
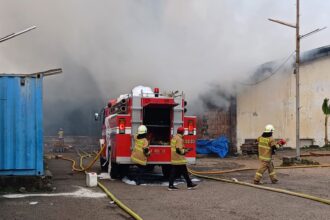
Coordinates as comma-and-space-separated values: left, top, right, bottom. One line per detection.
188, 169, 330, 205
58, 147, 330, 210
58, 144, 105, 172
189, 164, 330, 175
58, 145, 143, 220
188, 163, 330, 205
78, 151, 143, 220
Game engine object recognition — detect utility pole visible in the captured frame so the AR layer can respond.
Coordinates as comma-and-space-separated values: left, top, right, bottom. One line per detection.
295, 0, 301, 159
269, 0, 325, 160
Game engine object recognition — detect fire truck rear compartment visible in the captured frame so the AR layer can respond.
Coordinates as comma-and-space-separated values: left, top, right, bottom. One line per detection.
143, 106, 171, 145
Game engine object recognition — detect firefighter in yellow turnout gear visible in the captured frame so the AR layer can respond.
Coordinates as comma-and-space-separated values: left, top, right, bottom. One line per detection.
131, 125, 150, 185
168, 127, 197, 191
254, 124, 286, 184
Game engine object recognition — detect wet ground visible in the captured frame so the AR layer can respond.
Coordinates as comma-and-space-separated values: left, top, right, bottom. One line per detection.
0, 148, 329, 220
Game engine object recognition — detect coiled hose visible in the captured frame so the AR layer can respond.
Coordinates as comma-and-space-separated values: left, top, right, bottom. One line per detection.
59, 144, 105, 172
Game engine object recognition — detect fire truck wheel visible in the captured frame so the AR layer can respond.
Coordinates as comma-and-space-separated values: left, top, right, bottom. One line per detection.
161, 165, 171, 180
100, 157, 109, 172
110, 163, 129, 179
118, 165, 129, 179
146, 165, 155, 172
110, 162, 120, 179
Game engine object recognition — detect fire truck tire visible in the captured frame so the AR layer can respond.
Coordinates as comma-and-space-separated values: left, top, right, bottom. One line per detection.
161, 165, 171, 179
100, 157, 109, 172
110, 162, 120, 179
161, 165, 181, 179
146, 165, 155, 172
119, 165, 129, 179
110, 163, 129, 179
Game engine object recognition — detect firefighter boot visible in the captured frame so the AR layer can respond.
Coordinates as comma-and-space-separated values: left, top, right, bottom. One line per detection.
271, 179, 279, 184
254, 172, 263, 185
187, 183, 198, 190
168, 185, 179, 191
253, 180, 264, 185
269, 170, 278, 184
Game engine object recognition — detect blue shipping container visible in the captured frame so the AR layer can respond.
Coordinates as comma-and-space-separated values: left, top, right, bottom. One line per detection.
0, 75, 43, 175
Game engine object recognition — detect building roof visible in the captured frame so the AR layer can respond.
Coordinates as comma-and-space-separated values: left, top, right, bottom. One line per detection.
0, 68, 62, 77
301, 45, 330, 63
246, 45, 330, 85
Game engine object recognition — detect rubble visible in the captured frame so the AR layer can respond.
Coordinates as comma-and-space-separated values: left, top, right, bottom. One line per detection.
282, 156, 320, 166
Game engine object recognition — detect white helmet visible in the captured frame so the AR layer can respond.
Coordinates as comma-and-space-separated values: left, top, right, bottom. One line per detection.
264, 124, 275, 133
137, 125, 147, 134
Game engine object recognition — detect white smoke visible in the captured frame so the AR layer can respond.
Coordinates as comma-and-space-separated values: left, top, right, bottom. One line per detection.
0, 0, 328, 134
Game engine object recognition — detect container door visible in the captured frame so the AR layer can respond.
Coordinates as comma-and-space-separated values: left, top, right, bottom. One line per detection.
0, 76, 43, 176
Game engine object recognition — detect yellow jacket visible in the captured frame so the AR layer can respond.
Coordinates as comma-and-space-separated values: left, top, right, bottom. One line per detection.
131, 135, 149, 166
171, 134, 187, 165
257, 136, 278, 161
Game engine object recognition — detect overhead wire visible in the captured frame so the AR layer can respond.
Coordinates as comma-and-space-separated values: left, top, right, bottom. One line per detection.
240, 51, 295, 86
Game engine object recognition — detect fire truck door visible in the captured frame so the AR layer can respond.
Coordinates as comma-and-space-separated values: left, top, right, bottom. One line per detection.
131, 96, 142, 150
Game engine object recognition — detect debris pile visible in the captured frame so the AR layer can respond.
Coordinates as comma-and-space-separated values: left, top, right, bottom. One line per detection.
282, 156, 320, 166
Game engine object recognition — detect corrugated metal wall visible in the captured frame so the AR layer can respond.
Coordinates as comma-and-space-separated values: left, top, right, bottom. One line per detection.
0, 75, 43, 175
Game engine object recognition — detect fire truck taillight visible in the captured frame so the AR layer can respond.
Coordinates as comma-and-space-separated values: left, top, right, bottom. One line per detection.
154, 87, 159, 97
188, 120, 194, 135
119, 119, 126, 134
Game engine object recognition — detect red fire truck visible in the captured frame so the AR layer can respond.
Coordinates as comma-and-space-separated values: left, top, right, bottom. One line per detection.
97, 86, 197, 179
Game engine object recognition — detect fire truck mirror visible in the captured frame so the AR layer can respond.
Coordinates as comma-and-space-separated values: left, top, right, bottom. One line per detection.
94, 113, 99, 121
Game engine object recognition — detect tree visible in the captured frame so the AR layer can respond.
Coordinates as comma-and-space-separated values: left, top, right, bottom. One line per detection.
322, 98, 330, 145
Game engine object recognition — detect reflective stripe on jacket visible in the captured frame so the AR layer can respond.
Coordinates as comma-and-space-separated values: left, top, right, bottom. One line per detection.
131, 135, 149, 166
258, 136, 276, 161
171, 134, 187, 165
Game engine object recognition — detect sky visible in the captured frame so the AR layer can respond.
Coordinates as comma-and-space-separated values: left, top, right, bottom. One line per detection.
0, 0, 329, 135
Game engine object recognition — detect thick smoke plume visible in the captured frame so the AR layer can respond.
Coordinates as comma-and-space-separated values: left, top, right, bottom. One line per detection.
198, 83, 236, 112
0, 0, 328, 135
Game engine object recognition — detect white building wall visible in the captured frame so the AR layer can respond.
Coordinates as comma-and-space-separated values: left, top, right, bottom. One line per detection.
237, 57, 330, 150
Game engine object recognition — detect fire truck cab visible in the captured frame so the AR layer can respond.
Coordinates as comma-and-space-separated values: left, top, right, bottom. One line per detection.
98, 86, 197, 179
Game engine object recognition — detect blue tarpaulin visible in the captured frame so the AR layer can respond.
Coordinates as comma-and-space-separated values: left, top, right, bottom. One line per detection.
196, 136, 229, 158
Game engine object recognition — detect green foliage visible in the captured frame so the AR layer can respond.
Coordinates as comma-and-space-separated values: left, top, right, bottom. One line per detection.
322, 98, 330, 115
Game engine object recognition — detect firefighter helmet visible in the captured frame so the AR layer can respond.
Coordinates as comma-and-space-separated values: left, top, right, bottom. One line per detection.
264, 124, 275, 133
137, 125, 147, 134
177, 127, 185, 134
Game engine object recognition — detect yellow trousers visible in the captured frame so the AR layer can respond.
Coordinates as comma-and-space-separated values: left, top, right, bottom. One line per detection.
254, 160, 278, 182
